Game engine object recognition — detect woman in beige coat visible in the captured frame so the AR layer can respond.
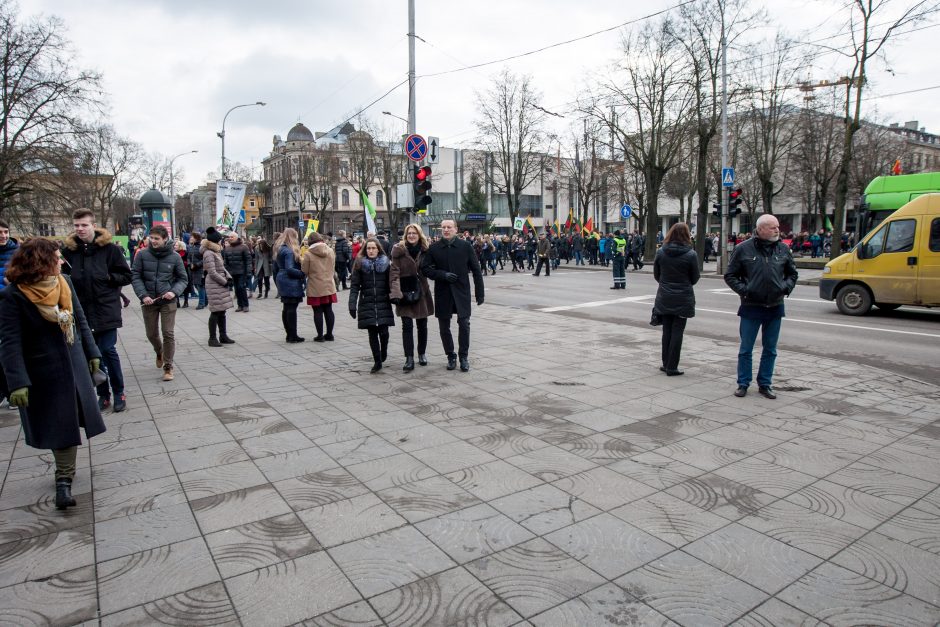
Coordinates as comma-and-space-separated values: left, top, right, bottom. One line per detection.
301, 232, 337, 341
201, 227, 235, 346
389, 223, 434, 371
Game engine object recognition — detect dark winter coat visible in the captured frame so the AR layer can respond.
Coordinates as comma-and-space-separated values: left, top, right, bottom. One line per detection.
201, 240, 234, 313
187, 242, 205, 287
724, 237, 798, 307
223, 239, 252, 276
349, 255, 395, 329
61, 228, 132, 332
253, 245, 272, 277
537, 238, 551, 258
571, 235, 584, 252
0, 276, 105, 450
421, 236, 484, 319
0, 238, 18, 284
653, 242, 700, 318
334, 237, 352, 266
389, 242, 433, 320
274, 245, 305, 300
131, 242, 188, 301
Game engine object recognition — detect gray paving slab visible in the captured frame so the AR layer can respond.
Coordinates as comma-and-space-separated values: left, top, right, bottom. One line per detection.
1, 297, 939, 626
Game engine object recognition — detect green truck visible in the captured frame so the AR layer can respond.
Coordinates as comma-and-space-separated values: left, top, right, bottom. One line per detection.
858, 172, 940, 238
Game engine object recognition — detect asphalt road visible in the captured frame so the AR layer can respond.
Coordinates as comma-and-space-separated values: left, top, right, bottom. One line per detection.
481, 263, 940, 386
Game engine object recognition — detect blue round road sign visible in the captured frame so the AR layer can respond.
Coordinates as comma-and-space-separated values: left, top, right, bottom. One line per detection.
620, 204, 633, 219
405, 134, 428, 162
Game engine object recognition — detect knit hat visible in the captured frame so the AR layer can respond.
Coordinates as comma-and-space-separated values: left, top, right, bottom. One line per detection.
205, 227, 223, 243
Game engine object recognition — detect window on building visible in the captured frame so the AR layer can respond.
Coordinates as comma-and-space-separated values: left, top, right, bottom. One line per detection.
250, 200, 255, 208
376, 190, 384, 206
342, 189, 349, 206
340, 161, 349, 177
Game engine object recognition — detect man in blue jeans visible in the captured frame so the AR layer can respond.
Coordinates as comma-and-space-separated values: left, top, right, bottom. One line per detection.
724, 214, 798, 399
61, 208, 133, 411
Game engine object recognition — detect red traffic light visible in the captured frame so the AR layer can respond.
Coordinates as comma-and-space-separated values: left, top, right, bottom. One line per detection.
415, 166, 431, 182
729, 188, 742, 201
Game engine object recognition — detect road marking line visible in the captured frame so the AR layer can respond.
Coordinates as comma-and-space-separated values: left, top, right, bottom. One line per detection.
693, 306, 940, 339
538, 295, 655, 312
708, 287, 825, 304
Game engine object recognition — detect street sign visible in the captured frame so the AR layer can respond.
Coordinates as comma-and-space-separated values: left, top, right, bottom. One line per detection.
722, 167, 735, 188
620, 204, 633, 219
297, 220, 304, 229
404, 134, 428, 162
427, 136, 440, 164
237, 209, 246, 224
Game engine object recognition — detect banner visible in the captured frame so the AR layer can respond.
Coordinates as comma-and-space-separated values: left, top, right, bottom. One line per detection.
304, 219, 320, 240
361, 190, 377, 234
513, 217, 525, 231
216, 180, 247, 231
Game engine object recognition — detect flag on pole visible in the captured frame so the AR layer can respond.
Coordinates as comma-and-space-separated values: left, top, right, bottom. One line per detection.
564, 211, 572, 231
304, 219, 320, 240
525, 215, 535, 232
513, 216, 525, 231
361, 190, 377, 234
553, 218, 560, 234
824, 216, 833, 231
891, 158, 902, 176
583, 217, 594, 235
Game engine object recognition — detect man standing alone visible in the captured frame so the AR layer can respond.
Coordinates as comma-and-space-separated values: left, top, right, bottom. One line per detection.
532, 232, 551, 277
724, 214, 798, 399
61, 209, 132, 412
610, 230, 627, 289
223, 232, 252, 312
334, 230, 352, 290
421, 219, 484, 372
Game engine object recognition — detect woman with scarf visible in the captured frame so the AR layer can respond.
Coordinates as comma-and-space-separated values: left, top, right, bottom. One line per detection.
389, 224, 434, 371
349, 238, 394, 373
0, 238, 106, 509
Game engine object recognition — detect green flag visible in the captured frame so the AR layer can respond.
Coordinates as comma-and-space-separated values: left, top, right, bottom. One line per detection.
825, 216, 833, 231
360, 190, 377, 233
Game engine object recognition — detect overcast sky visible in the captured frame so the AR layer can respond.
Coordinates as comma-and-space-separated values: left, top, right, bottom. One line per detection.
20, 0, 940, 191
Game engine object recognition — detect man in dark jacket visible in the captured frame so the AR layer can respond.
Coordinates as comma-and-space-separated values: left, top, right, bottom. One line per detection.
131, 226, 188, 382
61, 208, 133, 412
0, 219, 17, 285
223, 232, 252, 312
421, 219, 484, 372
334, 230, 352, 290
724, 214, 798, 399
533, 232, 552, 276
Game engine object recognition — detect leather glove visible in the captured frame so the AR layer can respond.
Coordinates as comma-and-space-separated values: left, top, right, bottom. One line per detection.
389, 297, 400, 305
476, 296, 484, 306
9, 387, 28, 408
349, 309, 357, 319
444, 272, 458, 283
89, 358, 101, 375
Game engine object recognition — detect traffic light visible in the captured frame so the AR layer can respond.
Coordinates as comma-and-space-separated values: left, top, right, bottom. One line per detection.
413, 165, 432, 213
712, 191, 722, 218
729, 188, 743, 217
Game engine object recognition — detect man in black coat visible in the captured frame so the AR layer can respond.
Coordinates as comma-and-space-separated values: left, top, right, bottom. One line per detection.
61, 208, 132, 412
223, 232, 252, 312
421, 219, 484, 372
334, 230, 352, 290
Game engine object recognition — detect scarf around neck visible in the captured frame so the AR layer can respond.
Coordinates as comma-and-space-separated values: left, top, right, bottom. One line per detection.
361, 255, 389, 273
19, 275, 75, 344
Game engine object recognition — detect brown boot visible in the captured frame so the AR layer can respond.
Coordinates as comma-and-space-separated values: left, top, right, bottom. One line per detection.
162, 366, 174, 381
155, 351, 163, 369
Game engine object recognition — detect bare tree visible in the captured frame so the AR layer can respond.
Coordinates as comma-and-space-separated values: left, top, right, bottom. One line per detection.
69, 124, 142, 229
794, 90, 844, 231
0, 1, 102, 218
560, 119, 611, 227
295, 146, 339, 231
830, 0, 939, 256
591, 20, 694, 258
342, 127, 382, 231
738, 34, 804, 215
474, 69, 547, 227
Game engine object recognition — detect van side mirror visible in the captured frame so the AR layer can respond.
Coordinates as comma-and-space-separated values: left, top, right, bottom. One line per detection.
857, 244, 868, 260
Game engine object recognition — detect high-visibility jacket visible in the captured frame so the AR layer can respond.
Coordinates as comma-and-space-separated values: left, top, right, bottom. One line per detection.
612, 236, 627, 256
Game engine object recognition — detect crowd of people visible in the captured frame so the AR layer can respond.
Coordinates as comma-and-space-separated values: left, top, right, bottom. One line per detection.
0, 209, 803, 510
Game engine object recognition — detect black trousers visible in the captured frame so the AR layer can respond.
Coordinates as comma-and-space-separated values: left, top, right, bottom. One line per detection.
367, 325, 390, 363
438, 315, 470, 358
533, 256, 550, 276
661, 314, 687, 371
282, 300, 301, 339
401, 316, 428, 357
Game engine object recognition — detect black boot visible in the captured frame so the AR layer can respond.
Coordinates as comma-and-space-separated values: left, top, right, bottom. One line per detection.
403, 356, 415, 372
55, 478, 76, 510
218, 314, 235, 344
208, 315, 222, 347
418, 354, 428, 366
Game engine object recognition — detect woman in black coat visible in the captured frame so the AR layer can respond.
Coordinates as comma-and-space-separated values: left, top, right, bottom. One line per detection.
349, 238, 395, 373
653, 222, 700, 376
0, 238, 106, 509
389, 224, 434, 371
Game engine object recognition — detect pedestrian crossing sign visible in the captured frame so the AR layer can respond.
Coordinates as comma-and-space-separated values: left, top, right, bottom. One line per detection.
722, 167, 735, 187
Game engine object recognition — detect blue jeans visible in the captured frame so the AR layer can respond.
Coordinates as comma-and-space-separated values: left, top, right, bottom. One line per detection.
574, 250, 583, 265
93, 329, 124, 398
197, 285, 207, 307
737, 316, 782, 388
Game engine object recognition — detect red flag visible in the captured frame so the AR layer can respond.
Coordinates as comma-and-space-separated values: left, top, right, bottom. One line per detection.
891, 158, 902, 175
564, 212, 572, 231
583, 217, 594, 234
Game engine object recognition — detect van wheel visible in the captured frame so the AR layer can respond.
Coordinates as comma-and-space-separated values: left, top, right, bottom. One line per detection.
875, 302, 901, 311
836, 284, 873, 316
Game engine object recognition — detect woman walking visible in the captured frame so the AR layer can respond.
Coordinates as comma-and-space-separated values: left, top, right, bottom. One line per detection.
653, 223, 700, 376
349, 238, 394, 373
254, 237, 272, 298
389, 224, 434, 371
302, 232, 337, 342
0, 238, 106, 509
274, 228, 306, 343
201, 227, 235, 347
188, 232, 207, 309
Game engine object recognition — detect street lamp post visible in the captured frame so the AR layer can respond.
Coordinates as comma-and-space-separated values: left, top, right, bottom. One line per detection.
169, 150, 198, 236
218, 101, 266, 179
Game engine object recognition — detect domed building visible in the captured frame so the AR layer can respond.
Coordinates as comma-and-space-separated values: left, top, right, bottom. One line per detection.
286, 122, 314, 145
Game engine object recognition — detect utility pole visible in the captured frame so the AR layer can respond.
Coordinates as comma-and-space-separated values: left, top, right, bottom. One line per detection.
408, 0, 416, 136
718, 12, 730, 275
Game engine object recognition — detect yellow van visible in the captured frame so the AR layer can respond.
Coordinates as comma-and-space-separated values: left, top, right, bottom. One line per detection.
819, 193, 940, 315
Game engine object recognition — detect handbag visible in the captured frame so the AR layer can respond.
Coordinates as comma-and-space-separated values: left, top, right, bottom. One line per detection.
649, 310, 663, 327
400, 275, 422, 304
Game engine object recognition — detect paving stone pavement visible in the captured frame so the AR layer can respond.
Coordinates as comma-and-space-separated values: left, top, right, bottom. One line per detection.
1, 294, 939, 626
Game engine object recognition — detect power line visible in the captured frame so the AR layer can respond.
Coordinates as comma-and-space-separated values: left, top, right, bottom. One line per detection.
418, 0, 697, 79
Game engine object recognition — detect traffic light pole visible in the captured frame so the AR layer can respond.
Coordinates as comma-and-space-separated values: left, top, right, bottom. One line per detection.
718, 16, 729, 276
408, 0, 416, 137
